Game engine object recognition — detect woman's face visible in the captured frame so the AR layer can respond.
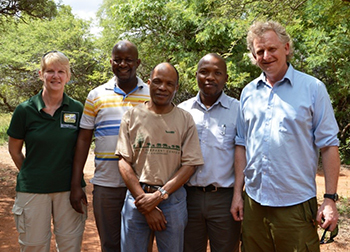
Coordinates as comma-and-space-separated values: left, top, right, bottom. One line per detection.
40, 62, 70, 93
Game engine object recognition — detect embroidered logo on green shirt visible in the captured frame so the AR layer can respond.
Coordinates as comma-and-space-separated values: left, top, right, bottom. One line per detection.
63, 113, 77, 124
60, 111, 79, 129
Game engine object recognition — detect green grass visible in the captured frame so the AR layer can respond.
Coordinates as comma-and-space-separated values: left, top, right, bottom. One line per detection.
0, 113, 11, 145
338, 196, 350, 218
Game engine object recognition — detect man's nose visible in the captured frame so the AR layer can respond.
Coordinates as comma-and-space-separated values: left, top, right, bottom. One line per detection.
206, 72, 215, 80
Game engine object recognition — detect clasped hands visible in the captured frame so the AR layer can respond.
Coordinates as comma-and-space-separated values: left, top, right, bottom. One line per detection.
135, 192, 167, 231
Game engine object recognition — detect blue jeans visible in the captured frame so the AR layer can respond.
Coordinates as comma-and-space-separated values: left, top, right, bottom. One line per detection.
121, 186, 187, 252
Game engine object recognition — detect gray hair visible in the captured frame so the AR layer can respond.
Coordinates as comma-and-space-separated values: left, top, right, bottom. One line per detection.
247, 20, 294, 65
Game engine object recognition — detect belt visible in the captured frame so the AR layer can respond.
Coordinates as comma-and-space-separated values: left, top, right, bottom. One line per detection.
140, 183, 162, 193
185, 184, 231, 193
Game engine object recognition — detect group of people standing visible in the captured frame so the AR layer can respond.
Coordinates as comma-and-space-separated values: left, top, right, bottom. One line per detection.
7, 20, 340, 252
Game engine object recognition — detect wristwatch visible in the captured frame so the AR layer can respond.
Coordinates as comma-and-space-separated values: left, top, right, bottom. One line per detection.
158, 187, 169, 200
324, 193, 339, 202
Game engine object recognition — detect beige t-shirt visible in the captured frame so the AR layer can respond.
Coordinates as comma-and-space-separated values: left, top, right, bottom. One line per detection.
116, 103, 204, 185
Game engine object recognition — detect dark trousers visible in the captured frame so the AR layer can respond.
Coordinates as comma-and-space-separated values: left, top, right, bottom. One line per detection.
184, 186, 241, 252
93, 185, 127, 252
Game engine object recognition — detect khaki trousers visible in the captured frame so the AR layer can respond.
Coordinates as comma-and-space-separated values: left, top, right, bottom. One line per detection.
12, 191, 86, 252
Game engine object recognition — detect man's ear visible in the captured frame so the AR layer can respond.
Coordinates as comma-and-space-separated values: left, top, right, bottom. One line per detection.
136, 59, 141, 68
147, 79, 151, 86
175, 83, 179, 92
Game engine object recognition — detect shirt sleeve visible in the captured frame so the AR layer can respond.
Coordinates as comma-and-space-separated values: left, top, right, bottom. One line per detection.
7, 104, 26, 139
312, 81, 339, 148
115, 111, 133, 162
235, 95, 246, 147
180, 112, 204, 166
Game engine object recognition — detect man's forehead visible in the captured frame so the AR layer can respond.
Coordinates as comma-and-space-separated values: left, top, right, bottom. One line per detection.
198, 57, 225, 71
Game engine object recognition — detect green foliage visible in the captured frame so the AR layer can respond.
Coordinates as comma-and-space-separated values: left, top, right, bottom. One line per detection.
337, 197, 350, 218
289, 0, 350, 161
0, 113, 11, 145
0, 0, 349, 160
96, 0, 312, 100
0, 0, 57, 27
0, 5, 102, 110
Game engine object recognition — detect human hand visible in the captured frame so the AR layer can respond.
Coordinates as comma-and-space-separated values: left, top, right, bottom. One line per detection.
144, 207, 167, 231
70, 186, 88, 214
316, 199, 339, 231
135, 192, 161, 215
230, 193, 244, 221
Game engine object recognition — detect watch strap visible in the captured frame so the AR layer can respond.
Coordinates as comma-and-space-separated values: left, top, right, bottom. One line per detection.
324, 193, 339, 202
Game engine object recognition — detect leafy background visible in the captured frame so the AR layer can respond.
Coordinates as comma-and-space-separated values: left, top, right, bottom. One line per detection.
0, 0, 349, 162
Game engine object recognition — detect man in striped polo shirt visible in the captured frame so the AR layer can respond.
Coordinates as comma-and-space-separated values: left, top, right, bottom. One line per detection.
70, 40, 149, 252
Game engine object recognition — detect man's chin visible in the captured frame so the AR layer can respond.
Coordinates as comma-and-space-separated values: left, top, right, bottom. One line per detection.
116, 75, 131, 82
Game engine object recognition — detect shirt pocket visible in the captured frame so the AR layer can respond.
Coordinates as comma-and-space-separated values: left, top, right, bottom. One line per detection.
278, 106, 311, 135
214, 124, 236, 150
12, 205, 25, 233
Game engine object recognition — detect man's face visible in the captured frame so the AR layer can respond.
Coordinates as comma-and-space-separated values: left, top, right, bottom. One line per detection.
196, 55, 228, 100
148, 64, 179, 107
110, 45, 140, 84
253, 30, 290, 82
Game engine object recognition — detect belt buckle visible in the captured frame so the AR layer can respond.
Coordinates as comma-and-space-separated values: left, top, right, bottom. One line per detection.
145, 185, 152, 193
141, 184, 151, 193
141, 183, 159, 193
203, 185, 217, 192
210, 186, 218, 192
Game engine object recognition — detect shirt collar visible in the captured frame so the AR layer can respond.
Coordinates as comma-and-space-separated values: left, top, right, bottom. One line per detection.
256, 63, 294, 88
32, 90, 69, 112
194, 91, 229, 110
113, 76, 144, 100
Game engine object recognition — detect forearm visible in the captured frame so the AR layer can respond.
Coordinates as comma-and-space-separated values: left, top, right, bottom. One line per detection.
233, 145, 246, 197
10, 152, 24, 170
321, 146, 340, 194
118, 158, 144, 198
8, 137, 24, 171
71, 129, 93, 187
315, 145, 340, 231
162, 165, 196, 194
231, 145, 246, 221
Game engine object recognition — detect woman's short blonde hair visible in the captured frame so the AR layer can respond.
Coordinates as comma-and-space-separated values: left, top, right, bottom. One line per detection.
247, 21, 294, 65
40, 50, 71, 76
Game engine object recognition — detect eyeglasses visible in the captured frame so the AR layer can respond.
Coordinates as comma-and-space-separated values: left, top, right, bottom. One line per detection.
320, 224, 338, 244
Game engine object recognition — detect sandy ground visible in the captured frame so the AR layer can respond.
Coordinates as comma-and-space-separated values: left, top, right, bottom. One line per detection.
0, 144, 349, 251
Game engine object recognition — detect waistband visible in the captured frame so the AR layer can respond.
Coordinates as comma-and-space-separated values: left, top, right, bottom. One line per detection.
140, 182, 163, 193
185, 184, 232, 193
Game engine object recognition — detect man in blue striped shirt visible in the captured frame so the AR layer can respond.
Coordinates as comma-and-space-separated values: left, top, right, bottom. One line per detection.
231, 21, 340, 252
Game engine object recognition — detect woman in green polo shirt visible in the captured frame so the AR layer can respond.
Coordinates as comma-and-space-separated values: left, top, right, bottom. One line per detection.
7, 51, 86, 252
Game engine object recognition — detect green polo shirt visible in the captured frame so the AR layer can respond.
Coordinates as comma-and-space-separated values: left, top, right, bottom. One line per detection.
7, 90, 86, 193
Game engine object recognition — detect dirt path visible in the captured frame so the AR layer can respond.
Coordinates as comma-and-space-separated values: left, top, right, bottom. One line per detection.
0, 145, 349, 251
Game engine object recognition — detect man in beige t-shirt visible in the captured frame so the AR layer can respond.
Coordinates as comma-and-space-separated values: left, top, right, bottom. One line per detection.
116, 62, 204, 252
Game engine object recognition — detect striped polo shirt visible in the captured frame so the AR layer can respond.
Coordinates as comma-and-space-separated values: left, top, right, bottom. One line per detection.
80, 76, 149, 187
